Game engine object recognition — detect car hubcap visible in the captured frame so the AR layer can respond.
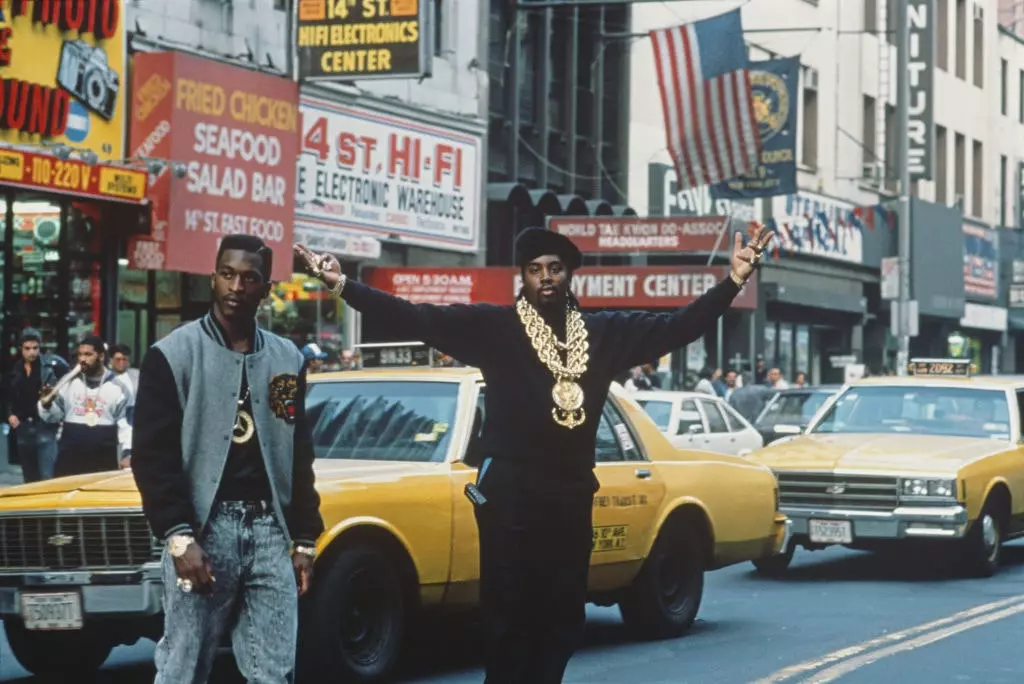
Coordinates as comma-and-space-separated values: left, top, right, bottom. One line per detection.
657, 548, 696, 614
982, 514, 999, 561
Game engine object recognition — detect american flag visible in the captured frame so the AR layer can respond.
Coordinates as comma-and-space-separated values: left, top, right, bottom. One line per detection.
650, 9, 761, 190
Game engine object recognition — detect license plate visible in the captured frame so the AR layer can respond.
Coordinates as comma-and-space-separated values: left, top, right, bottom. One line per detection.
20, 592, 83, 631
809, 519, 853, 544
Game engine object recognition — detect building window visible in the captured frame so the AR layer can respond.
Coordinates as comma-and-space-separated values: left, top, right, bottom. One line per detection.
971, 139, 983, 218
434, 0, 443, 57
884, 103, 896, 192
1001, 154, 1008, 227
973, 7, 984, 88
937, 0, 948, 71
864, 0, 877, 33
1019, 70, 1024, 123
936, 125, 948, 204
954, 132, 965, 208
273, 0, 287, 10
956, 0, 966, 80
862, 94, 876, 172
1002, 59, 1009, 114
801, 86, 818, 168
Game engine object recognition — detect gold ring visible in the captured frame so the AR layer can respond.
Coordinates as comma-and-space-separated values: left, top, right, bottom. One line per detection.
177, 577, 193, 593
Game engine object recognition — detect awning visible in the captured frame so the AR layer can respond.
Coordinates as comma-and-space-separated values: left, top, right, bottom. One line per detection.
487, 182, 636, 219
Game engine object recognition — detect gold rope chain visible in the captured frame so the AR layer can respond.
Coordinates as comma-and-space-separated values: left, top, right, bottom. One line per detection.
516, 298, 591, 428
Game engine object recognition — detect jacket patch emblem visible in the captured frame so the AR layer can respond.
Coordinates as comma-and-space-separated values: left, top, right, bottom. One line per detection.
269, 373, 299, 424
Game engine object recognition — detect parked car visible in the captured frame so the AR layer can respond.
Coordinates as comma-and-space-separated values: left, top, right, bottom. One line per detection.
0, 355, 788, 682
753, 385, 841, 445
632, 390, 765, 456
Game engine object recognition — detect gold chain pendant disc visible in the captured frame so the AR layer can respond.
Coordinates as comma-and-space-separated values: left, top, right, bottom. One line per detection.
233, 410, 255, 444
552, 379, 585, 412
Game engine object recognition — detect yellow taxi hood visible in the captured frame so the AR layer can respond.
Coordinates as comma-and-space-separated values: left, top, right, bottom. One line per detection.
0, 470, 139, 498
750, 433, 1009, 473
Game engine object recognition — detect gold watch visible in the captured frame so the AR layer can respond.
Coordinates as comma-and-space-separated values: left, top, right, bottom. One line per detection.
729, 271, 747, 287
168, 534, 194, 558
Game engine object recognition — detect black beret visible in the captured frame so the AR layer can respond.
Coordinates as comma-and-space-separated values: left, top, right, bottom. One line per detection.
513, 227, 583, 271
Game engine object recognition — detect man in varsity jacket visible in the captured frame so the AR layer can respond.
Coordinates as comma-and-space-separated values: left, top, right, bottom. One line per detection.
131, 235, 323, 684
38, 335, 132, 477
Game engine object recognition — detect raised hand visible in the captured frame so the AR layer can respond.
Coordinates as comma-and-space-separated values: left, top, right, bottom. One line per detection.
294, 244, 343, 290
731, 224, 776, 282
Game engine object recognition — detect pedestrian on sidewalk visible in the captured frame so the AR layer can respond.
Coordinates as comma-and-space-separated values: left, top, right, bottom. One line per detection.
295, 223, 774, 684
6, 329, 64, 481
132, 234, 323, 684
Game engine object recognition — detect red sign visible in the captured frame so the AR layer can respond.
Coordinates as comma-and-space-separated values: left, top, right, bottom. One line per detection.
364, 266, 757, 309
548, 216, 732, 253
127, 52, 298, 281
0, 148, 145, 202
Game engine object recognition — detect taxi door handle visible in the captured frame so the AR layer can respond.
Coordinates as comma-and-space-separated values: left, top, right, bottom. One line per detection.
635, 468, 652, 479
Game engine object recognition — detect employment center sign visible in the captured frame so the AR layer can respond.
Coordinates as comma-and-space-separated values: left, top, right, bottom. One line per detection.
128, 51, 298, 280
0, 0, 126, 160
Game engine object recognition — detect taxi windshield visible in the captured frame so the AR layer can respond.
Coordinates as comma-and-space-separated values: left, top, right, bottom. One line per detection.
305, 380, 460, 462
636, 399, 673, 430
756, 390, 834, 427
810, 385, 1012, 439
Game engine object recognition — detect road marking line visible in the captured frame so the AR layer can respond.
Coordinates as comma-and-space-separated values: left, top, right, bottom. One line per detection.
751, 594, 1024, 684
804, 600, 1024, 683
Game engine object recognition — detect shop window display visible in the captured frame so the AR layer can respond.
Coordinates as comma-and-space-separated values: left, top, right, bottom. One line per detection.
7, 198, 63, 359
262, 273, 346, 370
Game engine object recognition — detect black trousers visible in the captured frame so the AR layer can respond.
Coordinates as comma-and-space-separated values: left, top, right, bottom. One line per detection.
473, 458, 597, 684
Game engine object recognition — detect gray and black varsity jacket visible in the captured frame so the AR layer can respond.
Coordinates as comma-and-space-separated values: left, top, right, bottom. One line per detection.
131, 313, 323, 546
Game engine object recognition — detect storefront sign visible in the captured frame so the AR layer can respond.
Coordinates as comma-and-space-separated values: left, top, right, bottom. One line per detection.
296, 96, 481, 252
904, 0, 935, 181
770, 192, 864, 264
647, 162, 756, 221
547, 216, 730, 253
296, 0, 429, 81
960, 302, 1008, 333
963, 223, 998, 299
0, 148, 144, 202
127, 51, 298, 280
294, 224, 382, 261
363, 266, 758, 309
0, 0, 125, 161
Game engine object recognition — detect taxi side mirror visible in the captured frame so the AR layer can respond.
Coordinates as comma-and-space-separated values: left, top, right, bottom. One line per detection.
688, 423, 704, 435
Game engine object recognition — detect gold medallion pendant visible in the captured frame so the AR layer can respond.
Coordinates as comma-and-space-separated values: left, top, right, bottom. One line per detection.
85, 411, 99, 428
233, 410, 255, 444
517, 297, 591, 430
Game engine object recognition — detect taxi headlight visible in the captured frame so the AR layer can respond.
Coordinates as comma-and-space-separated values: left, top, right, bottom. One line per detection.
900, 478, 956, 499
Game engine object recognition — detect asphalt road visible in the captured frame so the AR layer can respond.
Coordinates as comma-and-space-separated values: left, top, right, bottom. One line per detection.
3, 543, 1024, 683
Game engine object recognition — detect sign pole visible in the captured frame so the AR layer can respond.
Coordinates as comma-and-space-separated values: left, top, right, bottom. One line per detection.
896, 5, 913, 376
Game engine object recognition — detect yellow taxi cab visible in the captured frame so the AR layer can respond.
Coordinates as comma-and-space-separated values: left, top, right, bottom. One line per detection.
747, 358, 1024, 578
0, 342, 788, 682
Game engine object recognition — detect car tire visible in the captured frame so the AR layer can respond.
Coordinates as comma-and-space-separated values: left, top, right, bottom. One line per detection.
618, 521, 704, 640
960, 504, 1002, 578
752, 539, 795, 576
3, 618, 113, 677
302, 544, 407, 683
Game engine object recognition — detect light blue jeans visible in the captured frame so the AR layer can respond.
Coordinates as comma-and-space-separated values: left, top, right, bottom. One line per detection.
154, 501, 297, 684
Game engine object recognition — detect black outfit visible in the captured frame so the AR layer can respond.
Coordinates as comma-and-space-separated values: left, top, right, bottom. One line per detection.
6, 356, 65, 481
216, 367, 275, 503
340, 276, 741, 683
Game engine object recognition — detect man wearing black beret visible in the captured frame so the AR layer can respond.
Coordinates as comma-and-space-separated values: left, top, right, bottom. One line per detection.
295, 223, 773, 683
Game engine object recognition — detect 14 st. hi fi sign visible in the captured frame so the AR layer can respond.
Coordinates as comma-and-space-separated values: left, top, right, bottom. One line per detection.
296, 0, 432, 81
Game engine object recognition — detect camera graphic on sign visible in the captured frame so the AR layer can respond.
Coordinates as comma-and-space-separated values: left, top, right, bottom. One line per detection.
56, 40, 120, 121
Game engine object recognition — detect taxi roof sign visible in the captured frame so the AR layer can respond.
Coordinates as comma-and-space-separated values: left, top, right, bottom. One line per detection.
908, 358, 974, 377
355, 342, 437, 369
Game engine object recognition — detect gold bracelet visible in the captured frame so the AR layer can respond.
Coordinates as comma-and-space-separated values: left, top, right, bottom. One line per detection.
328, 273, 347, 297
729, 271, 747, 287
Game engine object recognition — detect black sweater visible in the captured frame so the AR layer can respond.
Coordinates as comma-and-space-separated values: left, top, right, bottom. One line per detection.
342, 276, 742, 473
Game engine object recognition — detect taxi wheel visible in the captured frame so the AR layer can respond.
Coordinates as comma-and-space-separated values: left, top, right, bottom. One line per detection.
618, 522, 704, 640
3, 619, 113, 676
961, 506, 1002, 578
305, 544, 407, 683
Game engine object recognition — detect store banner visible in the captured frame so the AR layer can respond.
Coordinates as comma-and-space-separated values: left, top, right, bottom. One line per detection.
547, 216, 730, 253
963, 222, 998, 300
363, 266, 758, 309
295, 0, 430, 81
127, 51, 298, 281
0, 147, 145, 203
296, 95, 481, 253
711, 57, 799, 200
770, 192, 865, 265
0, 0, 126, 160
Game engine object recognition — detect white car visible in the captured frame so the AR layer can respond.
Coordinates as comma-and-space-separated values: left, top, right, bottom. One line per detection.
631, 390, 765, 456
